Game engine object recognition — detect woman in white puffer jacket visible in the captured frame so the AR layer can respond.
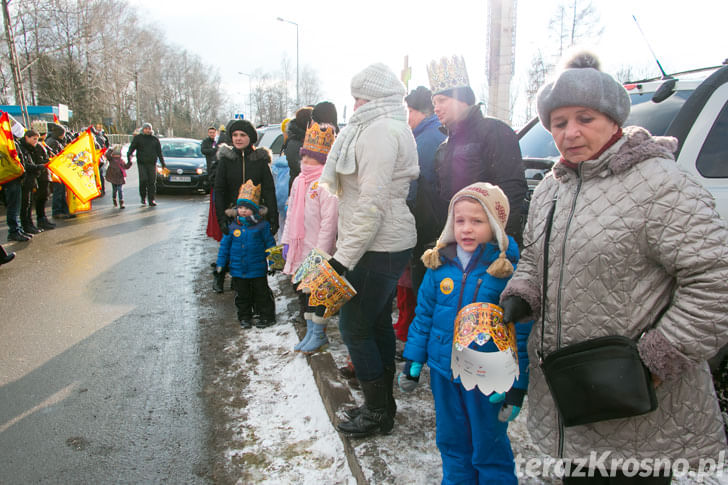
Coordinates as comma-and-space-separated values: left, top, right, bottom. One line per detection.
319, 63, 419, 438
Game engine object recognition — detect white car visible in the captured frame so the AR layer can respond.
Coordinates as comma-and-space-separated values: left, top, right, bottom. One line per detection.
518, 62, 728, 220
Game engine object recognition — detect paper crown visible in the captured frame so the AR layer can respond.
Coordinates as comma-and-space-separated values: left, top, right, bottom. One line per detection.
427, 55, 471, 94
237, 179, 261, 209
300, 122, 336, 163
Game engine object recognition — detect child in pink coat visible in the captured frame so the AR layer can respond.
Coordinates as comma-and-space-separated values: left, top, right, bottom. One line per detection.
281, 121, 339, 353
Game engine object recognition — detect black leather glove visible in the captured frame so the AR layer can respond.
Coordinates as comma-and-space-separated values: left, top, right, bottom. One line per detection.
328, 258, 347, 277
501, 295, 532, 324
219, 221, 229, 235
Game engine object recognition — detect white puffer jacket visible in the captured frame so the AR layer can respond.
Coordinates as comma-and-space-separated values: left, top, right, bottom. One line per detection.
502, 126, 728, 467
332, 117, 419, 269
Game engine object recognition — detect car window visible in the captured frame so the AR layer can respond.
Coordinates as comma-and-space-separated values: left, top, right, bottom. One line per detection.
519, 89, 694, 160
696, 101, 728, 178
269, 135, 284, 155
161, 141, 203, 158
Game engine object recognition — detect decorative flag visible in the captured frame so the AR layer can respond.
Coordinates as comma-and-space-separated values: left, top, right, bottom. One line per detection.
0, 111, 24, 184
48, 129, 101, 203
53, 113, 59, 123
67, 189, 91, 214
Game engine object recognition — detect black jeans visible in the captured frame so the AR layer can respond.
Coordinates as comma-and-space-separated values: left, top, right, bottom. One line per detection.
232, 276, 275, 321
338, 249, 412, 382
137, 163, 157, 202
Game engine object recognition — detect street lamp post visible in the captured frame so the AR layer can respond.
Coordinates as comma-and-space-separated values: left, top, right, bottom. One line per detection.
276, 16, 299, 108
237, 71, 254, 124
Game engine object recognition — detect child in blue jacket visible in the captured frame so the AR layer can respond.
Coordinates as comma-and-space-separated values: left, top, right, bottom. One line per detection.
216, 180, 277, 329
400, 182, 531, 485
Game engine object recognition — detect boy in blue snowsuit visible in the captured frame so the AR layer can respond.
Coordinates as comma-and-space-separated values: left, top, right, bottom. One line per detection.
400, 182, 532, 485
216, 180, 277, 329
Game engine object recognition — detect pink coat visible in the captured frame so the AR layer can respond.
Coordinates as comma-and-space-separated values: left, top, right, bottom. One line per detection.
280, 177, 339, 275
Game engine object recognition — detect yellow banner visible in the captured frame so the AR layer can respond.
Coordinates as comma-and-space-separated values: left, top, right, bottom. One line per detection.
48, 130, 100, 203
0, 111, 24, 184
67, 189, 91, 214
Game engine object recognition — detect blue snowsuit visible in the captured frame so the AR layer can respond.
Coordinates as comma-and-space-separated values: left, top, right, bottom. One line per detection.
216, 217, 277, 321
403, 239, 531, 485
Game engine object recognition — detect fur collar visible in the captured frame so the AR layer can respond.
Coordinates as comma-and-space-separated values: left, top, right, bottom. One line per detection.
552, 126, 677, 180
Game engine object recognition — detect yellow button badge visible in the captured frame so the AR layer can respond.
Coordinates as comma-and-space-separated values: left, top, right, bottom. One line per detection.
440, 277, 454, 295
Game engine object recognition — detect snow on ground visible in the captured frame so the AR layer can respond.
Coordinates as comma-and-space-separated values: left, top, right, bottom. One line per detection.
216, 273, 728, 484
217, 275, 355, 485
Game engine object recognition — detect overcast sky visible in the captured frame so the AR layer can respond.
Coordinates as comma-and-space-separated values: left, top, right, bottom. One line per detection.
126, 0, 727, 127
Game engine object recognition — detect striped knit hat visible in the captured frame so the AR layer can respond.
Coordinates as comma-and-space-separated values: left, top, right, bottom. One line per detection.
422, 182, 513, 278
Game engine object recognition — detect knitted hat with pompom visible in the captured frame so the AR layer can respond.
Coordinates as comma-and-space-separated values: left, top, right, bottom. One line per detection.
421, 182, 513, 278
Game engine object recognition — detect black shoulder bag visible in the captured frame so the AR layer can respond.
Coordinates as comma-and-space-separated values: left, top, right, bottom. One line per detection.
538, 195, 659, 427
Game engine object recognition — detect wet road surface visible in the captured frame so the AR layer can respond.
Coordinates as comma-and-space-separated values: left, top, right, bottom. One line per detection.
0, 171, 214, 483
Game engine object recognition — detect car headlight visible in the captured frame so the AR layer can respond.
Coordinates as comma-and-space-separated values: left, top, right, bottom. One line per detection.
196, 167, 204, 175
157, 166, 164, 174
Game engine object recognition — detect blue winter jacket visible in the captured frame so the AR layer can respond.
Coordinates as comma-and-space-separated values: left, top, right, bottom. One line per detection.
216, 219, 277, 279
407, 114, 447, 205
403, 238, 532, 390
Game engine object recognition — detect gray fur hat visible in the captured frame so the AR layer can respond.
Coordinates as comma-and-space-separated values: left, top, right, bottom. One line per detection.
537, 51, 630, 131
141, 122, 153, 130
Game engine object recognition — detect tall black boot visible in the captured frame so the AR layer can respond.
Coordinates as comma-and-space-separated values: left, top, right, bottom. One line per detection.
0, 245, 15, 265
337, 375, 393, 437
344, 365, 396, 421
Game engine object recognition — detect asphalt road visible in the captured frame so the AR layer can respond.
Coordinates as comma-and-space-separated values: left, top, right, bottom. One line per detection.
0, 171, 215, 484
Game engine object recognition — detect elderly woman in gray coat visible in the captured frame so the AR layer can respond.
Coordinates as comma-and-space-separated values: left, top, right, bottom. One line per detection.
500, 51, 728, 483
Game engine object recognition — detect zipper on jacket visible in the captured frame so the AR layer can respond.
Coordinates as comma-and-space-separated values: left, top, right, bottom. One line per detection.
555, 163, 583, 458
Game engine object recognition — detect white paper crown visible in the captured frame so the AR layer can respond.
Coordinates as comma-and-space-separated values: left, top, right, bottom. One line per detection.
427, 55, 470, 94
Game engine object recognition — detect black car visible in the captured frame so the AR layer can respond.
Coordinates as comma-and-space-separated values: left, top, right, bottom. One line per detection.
155, 137, 209, 193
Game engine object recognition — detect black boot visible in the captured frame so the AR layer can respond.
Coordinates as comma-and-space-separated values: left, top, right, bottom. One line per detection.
38, 217, 56, 230
344, 366, 396, 421
22, 220, 42, 234
212, 271, 225, 293
337, 375, 393, 437
0, 245, 15, 265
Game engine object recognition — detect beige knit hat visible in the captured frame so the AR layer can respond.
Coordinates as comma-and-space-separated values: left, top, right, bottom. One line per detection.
422, 182, 513, 278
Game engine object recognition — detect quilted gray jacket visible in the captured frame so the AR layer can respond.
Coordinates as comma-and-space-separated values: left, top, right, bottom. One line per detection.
502, 126, 728, 466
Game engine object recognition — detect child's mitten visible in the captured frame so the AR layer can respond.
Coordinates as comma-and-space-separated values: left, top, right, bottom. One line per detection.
489, 388, 526, 422
397, 360, 422, 393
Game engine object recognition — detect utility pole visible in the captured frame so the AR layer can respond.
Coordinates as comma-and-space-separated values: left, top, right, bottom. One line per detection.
2, 0, 30, 127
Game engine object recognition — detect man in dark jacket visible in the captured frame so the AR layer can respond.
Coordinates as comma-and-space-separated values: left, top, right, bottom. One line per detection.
46, 123, 73, 219
200, 126, 218, 173
17, 129, 47, 235
127, 122, 166, 206
418, 56, 527, 250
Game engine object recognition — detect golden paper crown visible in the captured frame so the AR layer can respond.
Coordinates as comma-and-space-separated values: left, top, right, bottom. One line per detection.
301, 122, 336, 163
427, 55, 470, 94
237, 179, 261, 208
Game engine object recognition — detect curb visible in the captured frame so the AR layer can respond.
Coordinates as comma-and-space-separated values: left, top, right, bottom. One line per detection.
283, 281, 369, 484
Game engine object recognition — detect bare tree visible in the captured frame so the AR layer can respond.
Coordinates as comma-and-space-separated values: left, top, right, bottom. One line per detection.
7, 0, 224, 137
524, 50, 553, 121
548, 0, 604, 60
299, 66, 321, 107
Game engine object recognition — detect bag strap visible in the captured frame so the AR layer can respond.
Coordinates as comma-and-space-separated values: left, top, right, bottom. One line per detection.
538, 194, 558, 364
